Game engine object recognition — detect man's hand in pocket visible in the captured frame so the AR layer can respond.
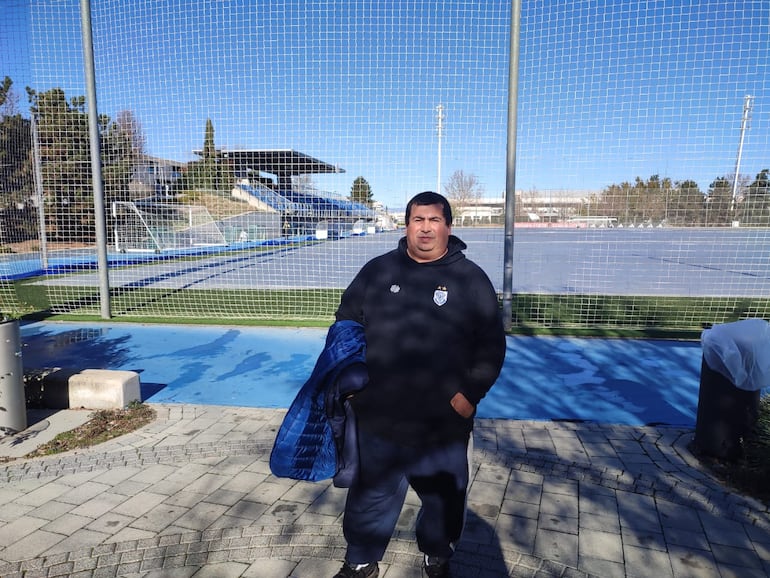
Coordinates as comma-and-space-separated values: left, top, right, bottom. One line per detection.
450, 392, 475, 418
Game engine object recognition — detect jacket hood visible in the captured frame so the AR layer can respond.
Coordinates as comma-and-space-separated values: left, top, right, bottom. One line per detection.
398, 234, 467, 264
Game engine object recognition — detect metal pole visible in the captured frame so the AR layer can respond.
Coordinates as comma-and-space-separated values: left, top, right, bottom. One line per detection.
502, 0, 521, 332
730, 94, 753, 219
0, 319, 26, 433
436, 104, 444, 194
79, 0, 111, 318
30, 114, 49, 269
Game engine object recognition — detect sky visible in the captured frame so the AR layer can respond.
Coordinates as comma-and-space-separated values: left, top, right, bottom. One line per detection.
2, 0, 769, 209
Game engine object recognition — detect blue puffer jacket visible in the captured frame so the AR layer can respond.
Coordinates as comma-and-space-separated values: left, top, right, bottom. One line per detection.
269, 320, 367, 485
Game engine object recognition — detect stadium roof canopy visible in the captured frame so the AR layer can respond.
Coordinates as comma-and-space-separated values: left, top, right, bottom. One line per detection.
193, 149, 345, 177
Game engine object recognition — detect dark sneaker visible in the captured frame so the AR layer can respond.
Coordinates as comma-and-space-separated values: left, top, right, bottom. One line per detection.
423, 556, 451, 577
333, 561, 379, 578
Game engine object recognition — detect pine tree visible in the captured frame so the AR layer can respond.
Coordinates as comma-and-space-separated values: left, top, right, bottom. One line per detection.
200, 118, 218, 191
350, 176, 373, 206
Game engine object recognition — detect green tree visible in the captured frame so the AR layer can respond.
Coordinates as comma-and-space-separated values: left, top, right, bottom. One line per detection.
184, 118, 221, 192
0, 77, 37, 244
597, 176, 652, 225
742, 169, 770, 226
26, 87, 144, 242
0, 77, 33, 209
599, 175, 707, 226
27, 87, 93, 241
201, 118, 218, 190
0, 76, 14, 108
101, 110, 144, 205
637, 174, 674, 224
597, 181, 633, 223
0, 114, 32, 204
668, 180, 702, 226
706, 176, 733, 226
350, 176, 373, 206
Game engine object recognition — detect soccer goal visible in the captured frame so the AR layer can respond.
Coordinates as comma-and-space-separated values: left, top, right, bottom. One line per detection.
111, 201, 227, 253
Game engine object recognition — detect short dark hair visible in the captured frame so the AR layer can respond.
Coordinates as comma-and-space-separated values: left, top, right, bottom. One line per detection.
405, 191, 453, 226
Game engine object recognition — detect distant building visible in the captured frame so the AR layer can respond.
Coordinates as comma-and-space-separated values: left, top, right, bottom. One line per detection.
451, 189, 599, 226
129, 155, 186, 199
516, 189, 595, 222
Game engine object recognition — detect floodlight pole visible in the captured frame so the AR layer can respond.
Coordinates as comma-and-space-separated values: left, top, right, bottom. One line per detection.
502, 0, 522, 332
80, 0, 111, 318
730, 94, 753, 217
436, 104, 444, 194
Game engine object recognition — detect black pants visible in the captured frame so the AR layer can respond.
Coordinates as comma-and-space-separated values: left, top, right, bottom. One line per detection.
343, 428, 471, 564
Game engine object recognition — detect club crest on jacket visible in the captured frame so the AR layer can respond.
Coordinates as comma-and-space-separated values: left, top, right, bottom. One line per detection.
433, 286, 448, 306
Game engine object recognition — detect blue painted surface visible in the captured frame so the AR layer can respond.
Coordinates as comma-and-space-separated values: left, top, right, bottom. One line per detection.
19, 321, 704, 427
493, 336, 702, 426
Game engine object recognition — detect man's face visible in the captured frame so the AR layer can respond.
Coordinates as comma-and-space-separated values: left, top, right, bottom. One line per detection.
405, 203, 451, 262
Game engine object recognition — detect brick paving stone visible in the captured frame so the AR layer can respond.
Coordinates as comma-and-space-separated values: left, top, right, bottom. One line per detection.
2, 406, 770, 577
579, 527, 623, 562
623, 544, 675, 578
534, 527, 578, 568
578, 556, 626, 578
579, 511, 620, 533
668, 544, 721, 578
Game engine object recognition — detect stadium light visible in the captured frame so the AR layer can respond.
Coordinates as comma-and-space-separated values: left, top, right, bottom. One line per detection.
730, 94, 753, 218
436, 104, 445, 194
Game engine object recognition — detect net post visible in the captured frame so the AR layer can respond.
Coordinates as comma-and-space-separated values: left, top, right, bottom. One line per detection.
79, 0, 111, 319
502, 0, 522, 333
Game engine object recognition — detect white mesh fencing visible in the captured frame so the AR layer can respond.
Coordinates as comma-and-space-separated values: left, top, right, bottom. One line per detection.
1, 0, 768, 327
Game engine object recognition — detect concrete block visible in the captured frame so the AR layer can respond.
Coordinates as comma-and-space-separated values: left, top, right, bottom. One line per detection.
68, 369, 141, 410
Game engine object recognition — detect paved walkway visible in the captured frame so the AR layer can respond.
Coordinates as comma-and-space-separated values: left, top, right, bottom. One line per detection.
0, 405, 768, 578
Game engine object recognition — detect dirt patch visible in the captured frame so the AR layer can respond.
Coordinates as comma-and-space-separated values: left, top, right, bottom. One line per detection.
0, 402, 156, 463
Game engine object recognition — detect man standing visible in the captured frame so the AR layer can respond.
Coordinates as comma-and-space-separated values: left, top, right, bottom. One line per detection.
333, 191, 507, 578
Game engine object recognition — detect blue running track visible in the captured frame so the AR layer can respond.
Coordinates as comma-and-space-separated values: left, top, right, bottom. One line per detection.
19, 322, 704, 427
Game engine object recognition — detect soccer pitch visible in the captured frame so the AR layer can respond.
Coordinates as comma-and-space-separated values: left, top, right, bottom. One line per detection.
26, 227, 770, 298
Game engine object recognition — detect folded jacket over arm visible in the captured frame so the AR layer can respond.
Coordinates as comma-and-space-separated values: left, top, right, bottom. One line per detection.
269, 320, 368, 484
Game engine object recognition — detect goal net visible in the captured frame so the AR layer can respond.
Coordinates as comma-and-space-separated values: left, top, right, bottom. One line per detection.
111, 201, 226, 253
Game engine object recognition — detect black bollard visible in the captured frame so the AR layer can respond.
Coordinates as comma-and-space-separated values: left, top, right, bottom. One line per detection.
694, 357, 760, 461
